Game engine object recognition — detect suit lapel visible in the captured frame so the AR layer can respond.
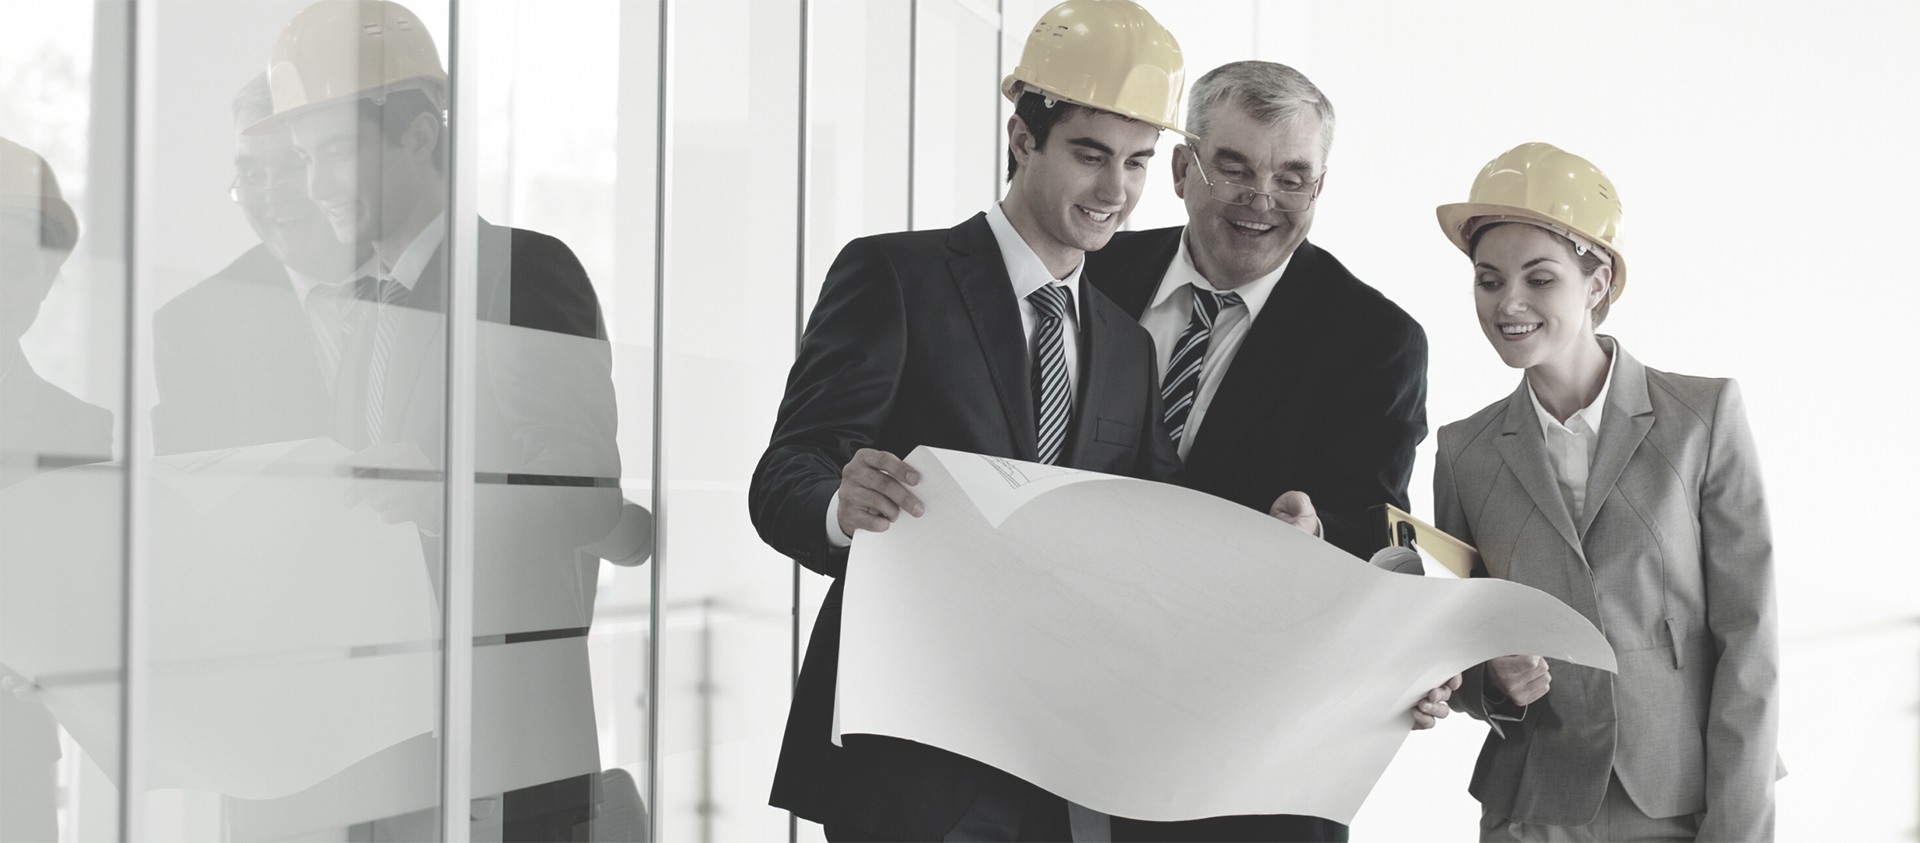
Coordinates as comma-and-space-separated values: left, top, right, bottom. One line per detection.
1062, 283, 1108, 464
1491, 381, 1585, 556
1578, 340, 1654, 538
947, 215, 1039, 461
1187, 241, 1321, 462
378, 245, 449, 445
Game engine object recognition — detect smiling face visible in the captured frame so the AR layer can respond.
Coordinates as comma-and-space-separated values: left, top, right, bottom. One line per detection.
285, 100, 439, 251
1003, 107, 1161, 274
232, 126, 361, 279
1470, 223, 1611, 370
1174, 103, 1324, 289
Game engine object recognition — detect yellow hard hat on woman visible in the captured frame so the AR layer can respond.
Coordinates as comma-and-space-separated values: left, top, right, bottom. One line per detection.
1436, 142, 1627, 301
1001, 0, 1192, 137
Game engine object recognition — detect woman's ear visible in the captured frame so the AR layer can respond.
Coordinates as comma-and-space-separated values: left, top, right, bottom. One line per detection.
1588, 264, 1614, 310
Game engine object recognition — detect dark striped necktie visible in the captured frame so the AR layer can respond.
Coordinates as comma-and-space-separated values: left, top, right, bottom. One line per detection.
1161, 285, 1243, 446
1027, 283, 1074, 465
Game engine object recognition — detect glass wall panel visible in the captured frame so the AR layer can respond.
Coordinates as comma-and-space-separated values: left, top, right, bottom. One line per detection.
659, 1, 802, 840
0, 3, 127, 841
911, 0, 1001, 231
467, 0, 655, 840
135, 1, 450, 838
794, 3, 913, 840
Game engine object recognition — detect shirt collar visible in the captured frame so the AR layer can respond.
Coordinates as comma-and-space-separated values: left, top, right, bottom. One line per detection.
1526, 339, 1617, 434
381, 212, 448, 292
986, 201, 1083, 304
287, 266, 355, 308
1149, 229, 1291, 320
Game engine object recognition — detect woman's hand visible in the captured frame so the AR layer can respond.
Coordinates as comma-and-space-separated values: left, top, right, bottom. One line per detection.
1487, 655, 1551, 706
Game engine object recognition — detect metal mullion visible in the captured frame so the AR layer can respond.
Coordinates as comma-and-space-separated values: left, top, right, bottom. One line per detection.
647, 2, 675, 842
120, 1, 158, 837
791, 2, 811, 841
441, 1, 480, 839
907, 0, 918, 230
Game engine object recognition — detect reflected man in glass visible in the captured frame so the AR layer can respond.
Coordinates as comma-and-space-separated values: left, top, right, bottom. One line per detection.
153, 72, 369, 456
0, 136, 111, 843
242, 1, 625, 839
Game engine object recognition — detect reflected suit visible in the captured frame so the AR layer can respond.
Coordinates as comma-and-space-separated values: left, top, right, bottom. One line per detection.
153, 243, 333, 455
750, 212, 1183, 841
333, 218, 623, 838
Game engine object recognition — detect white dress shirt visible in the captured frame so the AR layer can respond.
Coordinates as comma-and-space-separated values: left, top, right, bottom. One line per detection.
1138, 231, 1289, 459
1524, 340, 1618, 521
827, 203, 1086, 547
287, 268, 356, 391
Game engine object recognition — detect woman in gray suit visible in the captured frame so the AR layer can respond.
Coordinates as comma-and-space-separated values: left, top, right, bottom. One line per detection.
1432, 143, 1779, 842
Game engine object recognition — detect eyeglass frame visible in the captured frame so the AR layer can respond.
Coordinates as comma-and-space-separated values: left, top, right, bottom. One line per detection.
1183, 144, 1322, 214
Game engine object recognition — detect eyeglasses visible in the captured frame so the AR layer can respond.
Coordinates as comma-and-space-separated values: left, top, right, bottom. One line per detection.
1186, 145, 1320, 214
228, 173, 307, 206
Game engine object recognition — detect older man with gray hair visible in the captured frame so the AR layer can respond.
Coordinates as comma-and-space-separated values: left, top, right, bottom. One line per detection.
1087, 61, 1433, 843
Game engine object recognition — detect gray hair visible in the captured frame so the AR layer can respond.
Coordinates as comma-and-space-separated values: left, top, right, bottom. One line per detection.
233, 72, 275, 129
1186, 61, 1335, 165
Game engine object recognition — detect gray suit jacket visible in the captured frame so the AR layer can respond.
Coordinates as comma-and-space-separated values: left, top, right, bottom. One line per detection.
1435, 341, 1779, 840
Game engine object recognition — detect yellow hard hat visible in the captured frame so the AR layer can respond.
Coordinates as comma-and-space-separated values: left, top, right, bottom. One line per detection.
248, 0, 447, 134
1001, 0, 1192, 138
1436, 142, 1627, 301
0, 136, 78, 250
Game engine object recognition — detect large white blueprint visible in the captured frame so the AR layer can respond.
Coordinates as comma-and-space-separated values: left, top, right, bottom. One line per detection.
834, 446, 1616, 824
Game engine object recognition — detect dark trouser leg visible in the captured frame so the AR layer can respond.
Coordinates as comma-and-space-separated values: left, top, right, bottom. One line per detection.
1111, 814, 1349, 843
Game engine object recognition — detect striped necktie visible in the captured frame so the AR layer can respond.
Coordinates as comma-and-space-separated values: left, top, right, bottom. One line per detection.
355, 275, 410, 444
1027, 283, 1074, 465
1161, 285, 1243, 446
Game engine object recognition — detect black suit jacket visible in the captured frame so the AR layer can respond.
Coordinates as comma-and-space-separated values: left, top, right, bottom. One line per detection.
1089, 229, 1425, 843
1088, 229, 1427, 560
152, 244, 334, 455
750, 212, 1182, 839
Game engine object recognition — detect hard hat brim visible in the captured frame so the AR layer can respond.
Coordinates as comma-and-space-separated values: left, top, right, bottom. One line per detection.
1436, 202, 1627, 302
1001, 76, 1197, 140
242, 79, 445, 136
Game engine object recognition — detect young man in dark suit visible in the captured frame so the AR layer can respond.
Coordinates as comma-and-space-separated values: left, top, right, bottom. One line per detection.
1084, 62, 1433, 843
749, 2, 1192, 839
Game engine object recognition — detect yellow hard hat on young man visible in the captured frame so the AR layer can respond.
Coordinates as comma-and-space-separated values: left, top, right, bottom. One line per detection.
1001, 0, 1192, 138
1436, 142, 1628, 301
247, 0, 447, 134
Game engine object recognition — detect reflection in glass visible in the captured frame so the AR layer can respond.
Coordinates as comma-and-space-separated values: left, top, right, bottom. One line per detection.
0, 135, 117, 843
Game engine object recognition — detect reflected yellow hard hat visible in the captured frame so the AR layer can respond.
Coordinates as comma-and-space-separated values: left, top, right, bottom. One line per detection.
1436, 142, 1627, 301
248, 0, 447, 134
0, 136, 78, 250
1001, 0, 1192, 138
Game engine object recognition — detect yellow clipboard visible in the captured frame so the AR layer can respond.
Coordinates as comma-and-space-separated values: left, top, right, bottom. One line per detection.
1378, 504, 1482, 579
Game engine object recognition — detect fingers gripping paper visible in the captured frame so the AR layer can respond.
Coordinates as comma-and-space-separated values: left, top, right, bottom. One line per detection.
834, 446, 1615, 824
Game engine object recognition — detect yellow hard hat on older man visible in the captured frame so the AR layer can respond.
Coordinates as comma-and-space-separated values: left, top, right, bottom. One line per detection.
247, 0, 447, 134
1001, 0, 1193, 138
1436, 142, 1628, 302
